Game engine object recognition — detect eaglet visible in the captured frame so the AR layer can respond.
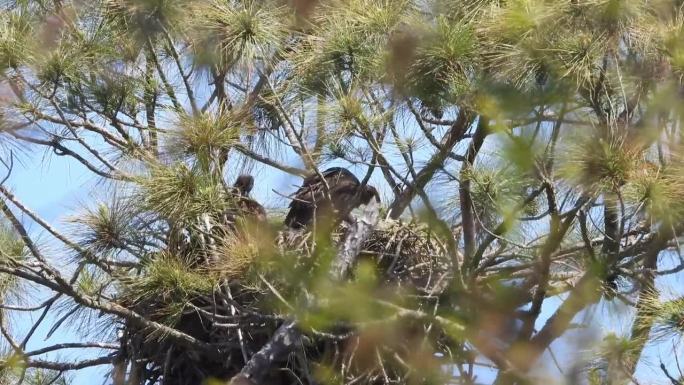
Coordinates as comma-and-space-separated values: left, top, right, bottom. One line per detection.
227, 174, 267, 226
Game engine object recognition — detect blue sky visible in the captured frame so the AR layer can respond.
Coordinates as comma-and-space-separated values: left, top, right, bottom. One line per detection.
7, 149, 98, 383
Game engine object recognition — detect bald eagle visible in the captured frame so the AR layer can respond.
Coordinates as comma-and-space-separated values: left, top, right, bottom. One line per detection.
232, 174, 254, 197
284, 167, 380, 229
227, 175, 267, 225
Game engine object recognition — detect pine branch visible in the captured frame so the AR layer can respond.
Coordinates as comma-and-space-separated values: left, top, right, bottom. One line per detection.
388, 109, 476, 219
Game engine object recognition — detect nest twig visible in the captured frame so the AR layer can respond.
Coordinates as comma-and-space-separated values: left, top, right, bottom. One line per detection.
361, 220, 452, 295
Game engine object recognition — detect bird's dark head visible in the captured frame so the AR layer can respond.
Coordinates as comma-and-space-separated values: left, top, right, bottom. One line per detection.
233, 175, 254, 196
359, 185, 380, 205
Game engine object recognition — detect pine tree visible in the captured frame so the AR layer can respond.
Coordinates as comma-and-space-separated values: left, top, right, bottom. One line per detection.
0, 0, 683, 384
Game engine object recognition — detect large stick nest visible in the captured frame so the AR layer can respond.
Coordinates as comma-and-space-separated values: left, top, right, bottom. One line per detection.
115, 218, 454, 385
361, 220, 452, 295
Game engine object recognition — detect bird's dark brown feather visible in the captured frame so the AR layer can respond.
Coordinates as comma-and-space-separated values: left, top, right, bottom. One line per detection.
284, 167, 379, 229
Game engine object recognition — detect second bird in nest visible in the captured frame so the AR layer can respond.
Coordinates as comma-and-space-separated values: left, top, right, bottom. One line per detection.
284, 167, 380, 229
228, 174, 267, 225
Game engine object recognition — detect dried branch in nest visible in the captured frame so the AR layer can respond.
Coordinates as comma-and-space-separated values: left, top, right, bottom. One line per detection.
361, 219, 452, 295
275, 218, 452, 294
117, 261, 280, 385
